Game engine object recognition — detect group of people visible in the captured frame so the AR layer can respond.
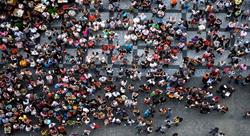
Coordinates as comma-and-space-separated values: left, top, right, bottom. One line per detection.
0, 0, 249, 136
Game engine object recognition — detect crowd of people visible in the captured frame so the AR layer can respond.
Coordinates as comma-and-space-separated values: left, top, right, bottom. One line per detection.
0, 0, 249, 136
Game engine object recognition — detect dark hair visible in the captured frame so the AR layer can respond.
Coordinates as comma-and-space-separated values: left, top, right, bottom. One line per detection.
172, 133, 178, 136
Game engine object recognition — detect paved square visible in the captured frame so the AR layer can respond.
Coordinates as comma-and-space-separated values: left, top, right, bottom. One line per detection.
0, 0, 250, 136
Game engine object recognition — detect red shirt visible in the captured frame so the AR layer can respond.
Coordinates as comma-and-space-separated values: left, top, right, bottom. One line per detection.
0, 44, 7, 51
204, 39, 211, 47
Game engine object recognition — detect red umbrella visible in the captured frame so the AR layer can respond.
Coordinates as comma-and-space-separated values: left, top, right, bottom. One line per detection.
0, 44, 7, 51
63, 5, 69, 10
107, 44, 115, 50
88, 40, 95, 48
88, 15, 96, 22
171, 49, 179, 55
80, 76, 86, 81
153, 54, 159, 60
102, 45, 109, 51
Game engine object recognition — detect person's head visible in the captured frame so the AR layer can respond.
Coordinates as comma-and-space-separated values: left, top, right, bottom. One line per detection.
213, 127, 219, 131
172, 133, 178, 136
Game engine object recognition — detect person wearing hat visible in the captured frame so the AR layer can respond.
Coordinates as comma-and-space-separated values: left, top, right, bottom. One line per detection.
171, 0, 177, 8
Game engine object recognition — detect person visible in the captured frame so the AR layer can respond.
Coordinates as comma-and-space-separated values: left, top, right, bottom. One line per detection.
171, 0, 178, 8
209, 127, 219, 135
209, 127, 226, 136
172, 133, 179, 136
0, 0, 249, 135
155, 124, 167, 134
173, 116, 183, 126
243, 111, 250, 119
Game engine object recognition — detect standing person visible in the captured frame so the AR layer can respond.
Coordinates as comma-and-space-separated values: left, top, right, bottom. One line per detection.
209, 127, 225, 136
171, 0, 178, 8
172, 133, 179, 136
209, 127, 219, 135
166, 108, 173, 119
155, 124, 167, 134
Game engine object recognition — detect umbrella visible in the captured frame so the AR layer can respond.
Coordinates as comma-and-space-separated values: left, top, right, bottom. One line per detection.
153, 54, 159, 60
82, 108, 89, 113
19, 59, 28, 67
73, 105, 78, 110
179, 36, 187, 43
150, 91, 155, 97
62, 5, 69, 10
235, 0, 242, 5
54, 94, 60, 99
88, 15, 96, 22
88, 40, 95, 47
68, 95, 76, 100
65, 92, 72, 97
68, 10, 76, 16
44, 119, 51, 125
54, 83, 60, 89
0, 44, 7, 51
123, 44, 133, 52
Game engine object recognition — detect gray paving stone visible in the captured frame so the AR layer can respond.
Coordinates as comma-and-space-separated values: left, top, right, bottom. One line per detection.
215, 13, 229, 28
163, 12, 182, 21
172, 52, 183, 65
163, 0, 181, 10
137, 48, 154, 63
64, 49, 77, 64
100, 12, 110, 20
187, 50, 204, 59
87, 49, 108, 64
5, 1, 250, 136
115, 31, 127, 45
144, 13, 153, 19
187, 31, 206, 41
119, 0, 131, 9
214, 51, 230, 64
217, 31, 230, 37
94, 31, 109, 45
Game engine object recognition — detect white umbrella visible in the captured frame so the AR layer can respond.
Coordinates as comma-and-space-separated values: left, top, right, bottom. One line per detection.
68, 10, 76, 17
82, 108, 89, 113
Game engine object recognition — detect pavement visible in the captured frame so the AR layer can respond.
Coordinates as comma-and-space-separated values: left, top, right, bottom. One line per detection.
10, 78, 250, 136
1, 0, 250, 136
65, 78, 250, 136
